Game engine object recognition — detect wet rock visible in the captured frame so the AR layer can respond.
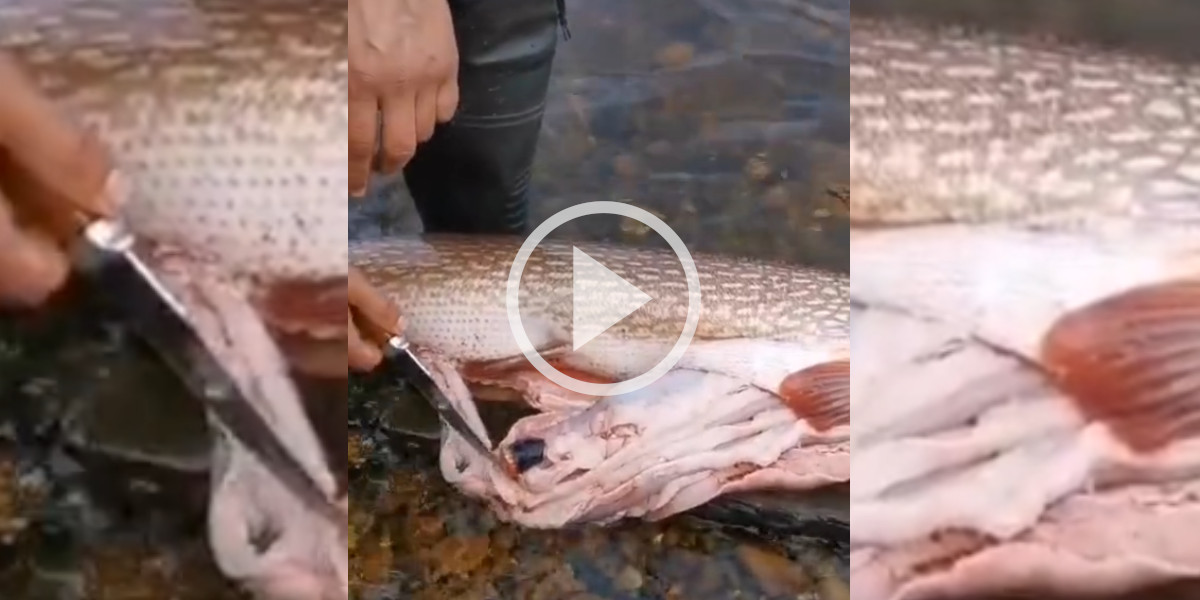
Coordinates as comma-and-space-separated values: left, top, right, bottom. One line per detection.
0, 457, 37, 543
612, 153, 641, 179
428, 536, 491, 580
743, 152, 774, 183
614, 565, 644, 591
352, 526, 392, 587
655, 41, 697, 68
736, 544, 814, 596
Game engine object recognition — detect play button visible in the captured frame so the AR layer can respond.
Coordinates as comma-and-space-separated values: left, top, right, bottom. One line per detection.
506, 201, 703, 397
571, 247, 653, 351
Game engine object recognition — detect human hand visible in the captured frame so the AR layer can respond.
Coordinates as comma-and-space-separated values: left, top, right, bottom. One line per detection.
0, 53, 114, 307
348, 266, 402, 371
348, 0, 459, 196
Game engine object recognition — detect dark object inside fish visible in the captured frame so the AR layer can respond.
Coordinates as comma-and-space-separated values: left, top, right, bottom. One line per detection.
508, 438, 546, 473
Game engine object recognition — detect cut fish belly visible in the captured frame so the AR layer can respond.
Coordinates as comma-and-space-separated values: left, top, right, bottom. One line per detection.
423, 355, 848, 528
851, 304, 1200, 600
151, 252, 347, 600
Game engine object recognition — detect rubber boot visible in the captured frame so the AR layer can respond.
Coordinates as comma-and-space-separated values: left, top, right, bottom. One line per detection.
401, 0, 568, 236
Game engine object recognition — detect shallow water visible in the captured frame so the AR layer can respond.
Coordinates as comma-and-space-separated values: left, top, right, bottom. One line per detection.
350, 0, 850, 271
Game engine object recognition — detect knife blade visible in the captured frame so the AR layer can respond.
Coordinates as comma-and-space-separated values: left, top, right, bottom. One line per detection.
378, 335, 511, 474
73, 219, 343, 524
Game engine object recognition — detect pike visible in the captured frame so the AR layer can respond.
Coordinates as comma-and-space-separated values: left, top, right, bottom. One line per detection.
849, 14, 1200, 600
1, 1, 349, 599
351, 235, 849, 527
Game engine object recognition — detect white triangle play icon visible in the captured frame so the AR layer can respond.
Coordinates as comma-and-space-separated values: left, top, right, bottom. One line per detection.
571, 246, 652, 351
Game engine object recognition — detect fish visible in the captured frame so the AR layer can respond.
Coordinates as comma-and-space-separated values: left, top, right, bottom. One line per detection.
849, 14, 1200, 600
0, 1, 348, 598
350, 234, 850, 527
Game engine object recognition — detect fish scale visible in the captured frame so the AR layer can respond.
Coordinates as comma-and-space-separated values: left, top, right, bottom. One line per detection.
850, 15, 1200, 230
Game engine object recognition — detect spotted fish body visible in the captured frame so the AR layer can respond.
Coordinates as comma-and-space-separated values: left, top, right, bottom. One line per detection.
1, 2, 348, 599
0, 0, 348, 283
352, 235, 847, 349
850, 16, 1200, 231
850, 14, 1200, 600
352, 234, 849, 399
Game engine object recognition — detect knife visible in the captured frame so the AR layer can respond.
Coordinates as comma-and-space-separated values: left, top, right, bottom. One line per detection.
377, 335, 511, 474
72, 219, 343, 524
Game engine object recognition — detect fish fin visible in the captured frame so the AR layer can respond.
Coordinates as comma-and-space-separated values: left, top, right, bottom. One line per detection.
781, 359, 850, 431
1041, 279, 1200, 453
254, 277, 347, 339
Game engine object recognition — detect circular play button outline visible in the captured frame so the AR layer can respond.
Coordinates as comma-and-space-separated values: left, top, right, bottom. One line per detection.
505, 201, 703, 397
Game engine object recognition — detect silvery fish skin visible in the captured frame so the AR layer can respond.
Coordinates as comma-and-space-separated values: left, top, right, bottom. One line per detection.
352, 235, 850, 528
850, 15, 1200, 600
1, 2, 348, 598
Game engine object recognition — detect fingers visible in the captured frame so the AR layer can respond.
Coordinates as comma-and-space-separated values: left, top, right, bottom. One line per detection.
0, 55, 113, 215
347, 76, 379, 197
348, 267, 402, 372
414, 89, 437, 146
0, 195, 69, 307
436, 79, 459, 124
379, 93, 417, 175
0, 151, 86, 245
348, 267, 402, 338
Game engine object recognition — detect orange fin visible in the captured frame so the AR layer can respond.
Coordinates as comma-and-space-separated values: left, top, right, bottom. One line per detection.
780, 359, 850, 431
254, 277, 347, 338
1042, 280, 1200, 453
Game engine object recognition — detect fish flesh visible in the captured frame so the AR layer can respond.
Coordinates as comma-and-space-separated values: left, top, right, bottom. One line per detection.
1, 1, 348, 598
351, 234, 849, 527
852, 304, 1200, 600
850, 14, 1200, 600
